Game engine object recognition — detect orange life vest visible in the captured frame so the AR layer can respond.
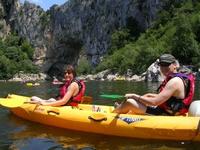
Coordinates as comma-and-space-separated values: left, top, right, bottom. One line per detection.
59, 79, 85, 106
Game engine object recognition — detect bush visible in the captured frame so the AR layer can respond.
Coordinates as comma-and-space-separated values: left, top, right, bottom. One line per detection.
171, 15, 200, 65
0, 34, 38, 79
0, 55, 13, 79
21, 40, 34, 60
4, 34, 20, 46
77, 57, 92, 75
96, 0, 200, 75
108, 28, 131, 55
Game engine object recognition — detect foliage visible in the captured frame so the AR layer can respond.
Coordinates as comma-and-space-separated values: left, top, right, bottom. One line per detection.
20, 40, 34, 60
0, 34, 38, 79
77, 57, 92, 75
40, 11, 50, 29
96, 0, 200, 74
108, 28, 130, 55
171, 15, 200, 65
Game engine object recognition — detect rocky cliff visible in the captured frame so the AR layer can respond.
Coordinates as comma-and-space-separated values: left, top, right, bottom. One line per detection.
0, 0, 18, 38
0, 0, 164, 76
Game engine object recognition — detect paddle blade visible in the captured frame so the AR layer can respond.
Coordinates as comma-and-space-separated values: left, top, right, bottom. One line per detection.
100, 94, 124, 99
0, 98, 26, 108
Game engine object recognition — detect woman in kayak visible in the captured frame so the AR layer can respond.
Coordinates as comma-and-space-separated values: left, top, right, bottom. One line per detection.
113, 54, 195, 116
31, 65, 85, 106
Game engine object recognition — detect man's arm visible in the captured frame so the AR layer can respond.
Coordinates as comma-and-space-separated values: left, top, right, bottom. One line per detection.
125, 77, 181, 106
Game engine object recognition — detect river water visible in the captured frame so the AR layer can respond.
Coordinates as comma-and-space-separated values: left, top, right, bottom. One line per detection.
0, 81, 200, 150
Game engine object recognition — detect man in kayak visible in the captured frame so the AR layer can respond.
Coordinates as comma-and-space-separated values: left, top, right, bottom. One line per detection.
31, 65, 85, 106
113, 54, 195, 115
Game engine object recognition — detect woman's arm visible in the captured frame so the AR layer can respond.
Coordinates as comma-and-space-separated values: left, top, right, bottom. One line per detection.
41, 82, 78, 106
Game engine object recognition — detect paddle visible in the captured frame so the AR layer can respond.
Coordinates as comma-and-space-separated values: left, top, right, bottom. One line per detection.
100, 94, 124, 99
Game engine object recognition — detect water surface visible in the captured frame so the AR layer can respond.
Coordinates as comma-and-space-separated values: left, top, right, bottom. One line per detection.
0, 81, 200, 149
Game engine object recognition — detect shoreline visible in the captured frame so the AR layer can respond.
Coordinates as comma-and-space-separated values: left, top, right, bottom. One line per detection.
1, 64, 200, 82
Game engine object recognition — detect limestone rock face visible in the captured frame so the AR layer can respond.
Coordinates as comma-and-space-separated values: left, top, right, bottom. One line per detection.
0, 0, 50, 69
12, 1, 50, 70
1, 0, 166, 77
0, 0, 19, 38
48, 0, 163, 68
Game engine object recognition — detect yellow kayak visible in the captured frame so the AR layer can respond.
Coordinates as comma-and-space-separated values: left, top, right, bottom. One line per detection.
1, 94, 200, 141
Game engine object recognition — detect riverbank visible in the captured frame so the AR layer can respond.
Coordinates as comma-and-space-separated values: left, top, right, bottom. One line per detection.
4, 64, 200, 82
3, 61, 200, 82
7, 71, 47, 82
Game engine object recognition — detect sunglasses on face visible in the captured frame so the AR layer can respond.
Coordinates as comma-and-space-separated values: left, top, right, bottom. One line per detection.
158, 62, 171, 67
64, 71, 72, 74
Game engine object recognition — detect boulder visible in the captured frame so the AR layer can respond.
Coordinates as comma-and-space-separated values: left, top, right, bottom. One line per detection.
145, 59, 163, 82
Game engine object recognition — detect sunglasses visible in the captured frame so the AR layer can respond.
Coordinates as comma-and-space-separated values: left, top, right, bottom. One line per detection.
158, 62, 171, 67
64, 71, 72, 74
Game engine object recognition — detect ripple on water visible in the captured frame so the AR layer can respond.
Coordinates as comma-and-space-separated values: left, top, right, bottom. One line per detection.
9, 138, 64, 150
8, 137, 97, 150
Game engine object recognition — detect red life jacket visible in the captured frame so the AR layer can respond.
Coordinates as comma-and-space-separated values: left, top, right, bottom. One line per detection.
158, 73, 195, 115
59, 79, 86, 106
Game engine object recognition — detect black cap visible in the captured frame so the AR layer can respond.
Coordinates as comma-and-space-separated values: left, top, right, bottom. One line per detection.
158, 54, 176, 64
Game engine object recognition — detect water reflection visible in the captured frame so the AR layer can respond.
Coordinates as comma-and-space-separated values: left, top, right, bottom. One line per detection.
10, 138, 63, 150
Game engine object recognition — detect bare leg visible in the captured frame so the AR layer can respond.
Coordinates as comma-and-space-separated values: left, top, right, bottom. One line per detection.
30, 96, 56, 103
31, 96, 43, 102
112, 98, 147, 114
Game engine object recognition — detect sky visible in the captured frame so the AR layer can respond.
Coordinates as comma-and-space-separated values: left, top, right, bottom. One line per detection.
20, 0, 68, 10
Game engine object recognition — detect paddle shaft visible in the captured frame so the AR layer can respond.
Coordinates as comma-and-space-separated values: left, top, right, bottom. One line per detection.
100, 94, 124, 99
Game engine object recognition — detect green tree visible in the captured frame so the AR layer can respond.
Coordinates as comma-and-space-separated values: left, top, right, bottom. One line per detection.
77, 57, 92, 75
0, 34, 38, 79
171, 15, 200, 65
4, 34, 20, 46
108, 28, 130, 54
3, 46, 25, 62
0, 55, 13, 79
21, 40, 34, 60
